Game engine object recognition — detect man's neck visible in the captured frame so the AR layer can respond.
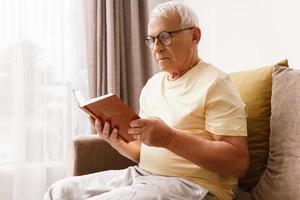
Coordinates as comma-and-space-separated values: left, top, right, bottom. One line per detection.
168, 58, 201, 81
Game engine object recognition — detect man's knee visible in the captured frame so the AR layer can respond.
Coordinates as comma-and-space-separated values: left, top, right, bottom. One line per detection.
44, 177, 79, 200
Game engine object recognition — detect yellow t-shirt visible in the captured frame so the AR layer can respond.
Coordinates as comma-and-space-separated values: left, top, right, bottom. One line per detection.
138, 61, 247, 200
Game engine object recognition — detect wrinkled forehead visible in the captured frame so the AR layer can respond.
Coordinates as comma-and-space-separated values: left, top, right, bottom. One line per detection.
147, 13, 181, 36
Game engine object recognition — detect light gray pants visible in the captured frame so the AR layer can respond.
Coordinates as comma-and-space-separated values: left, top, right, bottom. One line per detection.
44, 166, 210, 200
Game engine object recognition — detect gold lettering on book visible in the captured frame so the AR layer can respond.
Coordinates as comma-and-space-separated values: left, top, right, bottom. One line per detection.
99, 105, 122, 118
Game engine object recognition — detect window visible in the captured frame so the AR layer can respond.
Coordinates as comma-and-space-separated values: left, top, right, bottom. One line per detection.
0, 0, 88, 179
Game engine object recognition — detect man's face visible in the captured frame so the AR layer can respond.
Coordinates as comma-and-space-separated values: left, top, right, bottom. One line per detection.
147, 14, 195, 72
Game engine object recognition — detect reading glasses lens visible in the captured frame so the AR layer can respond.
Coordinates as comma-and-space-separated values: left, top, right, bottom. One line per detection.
158, 32, 171, 45
144, 32, 171, 49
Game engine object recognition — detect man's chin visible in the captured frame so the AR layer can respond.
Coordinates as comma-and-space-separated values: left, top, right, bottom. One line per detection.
157, 61, 172, 71
158, 64, 167, 71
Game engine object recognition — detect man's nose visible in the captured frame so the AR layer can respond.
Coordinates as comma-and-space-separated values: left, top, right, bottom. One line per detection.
152, 38, 164, 52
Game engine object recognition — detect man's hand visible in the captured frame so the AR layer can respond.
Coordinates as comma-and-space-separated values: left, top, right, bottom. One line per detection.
89, 116, 142, 163
89, 117, 126, 148
128, 117, 175, 147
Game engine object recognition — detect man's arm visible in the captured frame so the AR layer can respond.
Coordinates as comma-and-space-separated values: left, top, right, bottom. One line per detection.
129, 117, 249, 177
167, 130, 249, 177
113, 140, 141, 163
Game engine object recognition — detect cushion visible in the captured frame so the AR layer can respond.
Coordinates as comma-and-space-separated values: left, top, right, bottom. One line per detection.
252, 66, 300, 200
229, 59, 288, 191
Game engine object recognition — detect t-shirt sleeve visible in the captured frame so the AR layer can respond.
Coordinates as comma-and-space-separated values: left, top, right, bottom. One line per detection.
205, 75, 247, 136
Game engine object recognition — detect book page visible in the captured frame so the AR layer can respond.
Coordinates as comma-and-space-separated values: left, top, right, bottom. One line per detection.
73, 89, 115, 107
72, 89, 86, 107
85, 93, 114, 105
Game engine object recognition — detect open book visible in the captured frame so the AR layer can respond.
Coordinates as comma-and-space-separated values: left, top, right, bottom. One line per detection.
73, 90, 139, 142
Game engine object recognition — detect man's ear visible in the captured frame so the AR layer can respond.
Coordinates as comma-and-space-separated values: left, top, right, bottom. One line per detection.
192, 27, 201, 44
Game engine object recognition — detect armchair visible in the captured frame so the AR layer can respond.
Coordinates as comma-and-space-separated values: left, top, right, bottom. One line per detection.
68, 135, 135, 176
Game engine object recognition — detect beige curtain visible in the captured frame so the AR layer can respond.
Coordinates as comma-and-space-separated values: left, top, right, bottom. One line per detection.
86, 0, 156, 112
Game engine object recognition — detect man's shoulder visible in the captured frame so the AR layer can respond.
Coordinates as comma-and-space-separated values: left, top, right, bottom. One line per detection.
194, 61, 230, 84
200, 62, 228, 78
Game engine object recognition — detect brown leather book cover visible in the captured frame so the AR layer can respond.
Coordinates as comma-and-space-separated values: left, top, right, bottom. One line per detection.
73, 90, 139, 142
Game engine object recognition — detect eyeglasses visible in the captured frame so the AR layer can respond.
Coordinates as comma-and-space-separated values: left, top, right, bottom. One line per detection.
144, 27, 194, 49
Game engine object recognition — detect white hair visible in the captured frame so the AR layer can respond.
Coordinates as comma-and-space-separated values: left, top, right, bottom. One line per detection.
150, 1, 199, 28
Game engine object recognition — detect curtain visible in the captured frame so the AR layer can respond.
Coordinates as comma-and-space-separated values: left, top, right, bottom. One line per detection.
86, 0, 156, 113
0, 0, 88, 199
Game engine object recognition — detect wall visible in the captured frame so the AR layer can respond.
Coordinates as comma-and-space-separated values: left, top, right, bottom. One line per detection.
184, 0, 300, 72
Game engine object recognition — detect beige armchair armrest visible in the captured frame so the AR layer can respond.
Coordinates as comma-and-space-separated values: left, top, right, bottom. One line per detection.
67, 135, 136, 176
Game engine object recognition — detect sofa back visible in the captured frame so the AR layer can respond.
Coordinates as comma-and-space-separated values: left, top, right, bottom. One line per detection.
229, 60, 288, 191
252, 65, 300, 200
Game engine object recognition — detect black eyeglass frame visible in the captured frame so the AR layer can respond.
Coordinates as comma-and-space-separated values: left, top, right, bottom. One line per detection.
144, 27, 194, 49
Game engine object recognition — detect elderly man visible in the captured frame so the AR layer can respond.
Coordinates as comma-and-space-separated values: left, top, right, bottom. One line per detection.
44, 2, 249, 200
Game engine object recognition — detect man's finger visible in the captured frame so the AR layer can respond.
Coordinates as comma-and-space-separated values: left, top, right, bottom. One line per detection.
102, 121, 110, 139
133, 134, 139, 140
130, 119, 147, 127
89, 116, 95, 126
110, 128, 119, 140
95, 119, 103, 133
128, 127, 142, 135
